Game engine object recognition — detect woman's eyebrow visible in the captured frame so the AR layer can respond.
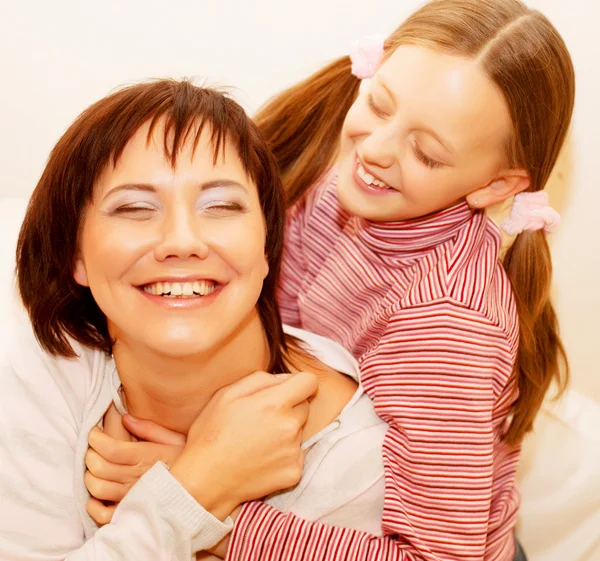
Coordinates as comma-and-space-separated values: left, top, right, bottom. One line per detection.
199, 180, 247, 192
102, 183, 156, 202
102, 179, 247, 202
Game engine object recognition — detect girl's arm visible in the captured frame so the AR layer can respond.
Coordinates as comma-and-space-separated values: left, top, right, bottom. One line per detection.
227, 300, 520, 561
277, 197, 310, 327
277, 171, 337, 327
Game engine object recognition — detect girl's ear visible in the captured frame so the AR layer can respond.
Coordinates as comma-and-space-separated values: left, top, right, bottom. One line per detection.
466, 169, 530, 209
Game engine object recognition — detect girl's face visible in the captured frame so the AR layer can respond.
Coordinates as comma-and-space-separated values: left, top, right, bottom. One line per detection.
74, 122, 269, 358
337, 44, 526, 222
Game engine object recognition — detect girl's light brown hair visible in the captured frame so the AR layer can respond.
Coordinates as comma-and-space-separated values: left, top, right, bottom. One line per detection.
17, 79, 292, 373
256, 0, 574, 443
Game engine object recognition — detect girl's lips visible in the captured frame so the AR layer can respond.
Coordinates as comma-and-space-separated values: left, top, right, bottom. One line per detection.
352, 156, 398, 196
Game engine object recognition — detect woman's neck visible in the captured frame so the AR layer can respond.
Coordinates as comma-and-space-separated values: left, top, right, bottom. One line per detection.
112, 310, 270, 435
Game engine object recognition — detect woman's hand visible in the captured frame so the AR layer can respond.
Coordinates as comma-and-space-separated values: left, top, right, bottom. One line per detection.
85, 404, 186, 525
170, 370, 317, 520
85, 371, 317, 525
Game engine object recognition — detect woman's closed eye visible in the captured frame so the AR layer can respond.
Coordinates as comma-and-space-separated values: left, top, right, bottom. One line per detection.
110, 202, 156, 218
199, 200, 248, 216
412, 142, 443, 169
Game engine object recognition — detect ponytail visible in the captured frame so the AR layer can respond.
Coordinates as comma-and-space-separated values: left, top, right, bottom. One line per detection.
255, 56, 360, 207
502, 229, 569, 443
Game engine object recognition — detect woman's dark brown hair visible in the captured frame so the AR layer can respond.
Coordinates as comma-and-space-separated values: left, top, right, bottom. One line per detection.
17, 79, 291, 372
255, 0, 574, 442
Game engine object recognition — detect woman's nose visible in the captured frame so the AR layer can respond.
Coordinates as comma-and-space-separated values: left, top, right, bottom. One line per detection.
153, 210, 210, 262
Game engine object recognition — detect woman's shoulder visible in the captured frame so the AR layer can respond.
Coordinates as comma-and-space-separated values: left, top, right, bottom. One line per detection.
0, 314, 111, 416
283, 324, 360, 381
283, 325, 386, 439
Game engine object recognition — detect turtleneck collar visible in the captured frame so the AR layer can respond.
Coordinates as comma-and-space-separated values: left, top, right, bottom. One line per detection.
351, 200, 477, 258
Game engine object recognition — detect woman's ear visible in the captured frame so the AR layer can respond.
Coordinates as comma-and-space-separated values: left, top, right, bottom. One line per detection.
466, 169, 530, 209
73, 258, 89, 287
263, 254, 270, 280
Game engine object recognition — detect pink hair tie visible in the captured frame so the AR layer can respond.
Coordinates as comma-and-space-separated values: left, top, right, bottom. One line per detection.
501, 191, 561, 236
350, 35, 385, 79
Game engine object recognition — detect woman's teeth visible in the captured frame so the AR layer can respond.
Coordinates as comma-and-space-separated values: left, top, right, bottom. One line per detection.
143, 280, 216, 298
357, 161, 391, 189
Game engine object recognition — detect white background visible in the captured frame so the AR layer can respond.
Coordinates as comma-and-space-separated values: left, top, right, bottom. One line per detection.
0, 0, 598, 404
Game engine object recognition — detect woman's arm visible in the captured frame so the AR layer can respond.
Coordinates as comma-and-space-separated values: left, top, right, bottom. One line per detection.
0, 327, 318, 560
226, 301, 520, 561
0, 333, 232, 559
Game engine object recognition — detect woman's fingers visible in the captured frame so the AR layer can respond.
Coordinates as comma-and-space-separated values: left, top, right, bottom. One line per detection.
88, 427, 139, 465
122, 415, 186, 447
291, 399, 311, 429
84, 470, 129, 502
103, 404, 133, 442
86, 497, 116, 526
84, 447, 141, 484
219, 370, 286, 401
87, 427, 184, 480
262, 371, 318, 408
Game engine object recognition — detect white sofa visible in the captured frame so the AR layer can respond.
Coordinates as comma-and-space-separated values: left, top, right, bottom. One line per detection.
1, 197, 598, 560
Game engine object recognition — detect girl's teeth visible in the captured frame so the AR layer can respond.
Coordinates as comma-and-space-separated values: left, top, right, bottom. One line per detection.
356, 162, 390, 189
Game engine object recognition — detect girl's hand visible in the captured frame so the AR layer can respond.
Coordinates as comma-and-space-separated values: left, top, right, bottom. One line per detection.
85, 405, 186, 525
170, 370, 317, 520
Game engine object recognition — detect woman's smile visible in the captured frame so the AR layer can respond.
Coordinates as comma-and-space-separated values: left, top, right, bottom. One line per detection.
138, 277, 224, 309
74, 120, 269, 358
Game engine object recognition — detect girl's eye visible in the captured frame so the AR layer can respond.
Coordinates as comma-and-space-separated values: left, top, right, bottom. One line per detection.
367, 94, 388, 118
412, 143, 443, 169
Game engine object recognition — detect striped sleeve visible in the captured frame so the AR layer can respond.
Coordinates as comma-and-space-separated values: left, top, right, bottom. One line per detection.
277, 197, 308, 327
226, 300, 519, 561
277, 172, 337, 328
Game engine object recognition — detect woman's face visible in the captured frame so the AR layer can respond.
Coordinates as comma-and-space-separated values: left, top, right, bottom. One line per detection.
337, 44, 518, 222
74, 122, 269, 357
